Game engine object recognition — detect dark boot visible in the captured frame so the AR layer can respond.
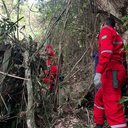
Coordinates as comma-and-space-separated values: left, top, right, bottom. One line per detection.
96, 124, 103, 128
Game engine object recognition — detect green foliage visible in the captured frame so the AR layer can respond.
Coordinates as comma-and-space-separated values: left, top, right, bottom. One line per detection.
121, 16, 128, 28
39, 0, 66, 18
119, 96, 128, 104
0, 18, 17, 40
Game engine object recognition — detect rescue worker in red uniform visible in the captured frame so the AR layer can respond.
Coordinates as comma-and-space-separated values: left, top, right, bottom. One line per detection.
93, 17, 127, 128
42, 44, 58, 93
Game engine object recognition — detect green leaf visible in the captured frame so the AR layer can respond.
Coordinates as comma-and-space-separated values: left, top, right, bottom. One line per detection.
119, 96, 128, 104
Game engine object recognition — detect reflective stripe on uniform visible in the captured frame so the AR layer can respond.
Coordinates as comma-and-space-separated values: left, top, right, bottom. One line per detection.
111, 123, 126, 128
94, 104, 104, 110
101, 35, 107, 39
113, 42, 122, 45
101, 50, 113, 54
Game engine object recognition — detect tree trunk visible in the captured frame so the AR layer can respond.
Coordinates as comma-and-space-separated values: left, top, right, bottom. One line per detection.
24, 49, 36, 128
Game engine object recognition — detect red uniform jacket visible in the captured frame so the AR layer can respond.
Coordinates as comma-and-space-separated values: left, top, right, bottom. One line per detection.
96, 25, 126, 73
42, 59, 58, 91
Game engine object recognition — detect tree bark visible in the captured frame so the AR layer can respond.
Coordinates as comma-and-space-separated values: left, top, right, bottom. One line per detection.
24, 49, 36, 128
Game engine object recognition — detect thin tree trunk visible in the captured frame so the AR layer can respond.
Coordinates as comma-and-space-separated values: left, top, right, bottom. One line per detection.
24, 49, 36, 128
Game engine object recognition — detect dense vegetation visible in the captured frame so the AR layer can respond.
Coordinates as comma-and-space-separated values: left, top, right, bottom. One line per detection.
0, 0, 128, 128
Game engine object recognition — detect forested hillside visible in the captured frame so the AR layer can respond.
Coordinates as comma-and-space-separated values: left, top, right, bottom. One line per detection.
0, 0, 128, 128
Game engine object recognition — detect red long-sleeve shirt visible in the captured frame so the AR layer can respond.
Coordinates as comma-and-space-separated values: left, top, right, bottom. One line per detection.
42, 59, 58, 85
96, 25, 125, 73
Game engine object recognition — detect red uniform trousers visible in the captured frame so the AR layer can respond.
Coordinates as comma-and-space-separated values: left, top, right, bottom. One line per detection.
94, 62, 127, 128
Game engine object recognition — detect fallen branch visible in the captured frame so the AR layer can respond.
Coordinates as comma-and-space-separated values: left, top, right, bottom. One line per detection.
0, 71, 29, 81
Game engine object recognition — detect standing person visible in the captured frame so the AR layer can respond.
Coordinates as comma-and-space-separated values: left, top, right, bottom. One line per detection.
93, 17, 127, 128
42, 44, 58, 93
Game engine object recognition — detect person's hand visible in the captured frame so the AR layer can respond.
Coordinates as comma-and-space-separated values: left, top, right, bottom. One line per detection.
94, 73, 101, 89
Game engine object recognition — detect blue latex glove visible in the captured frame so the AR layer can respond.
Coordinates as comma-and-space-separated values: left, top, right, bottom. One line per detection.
94, 73, 101, 89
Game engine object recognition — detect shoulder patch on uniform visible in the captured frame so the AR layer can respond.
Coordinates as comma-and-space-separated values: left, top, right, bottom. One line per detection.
101, 35, 107, 39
